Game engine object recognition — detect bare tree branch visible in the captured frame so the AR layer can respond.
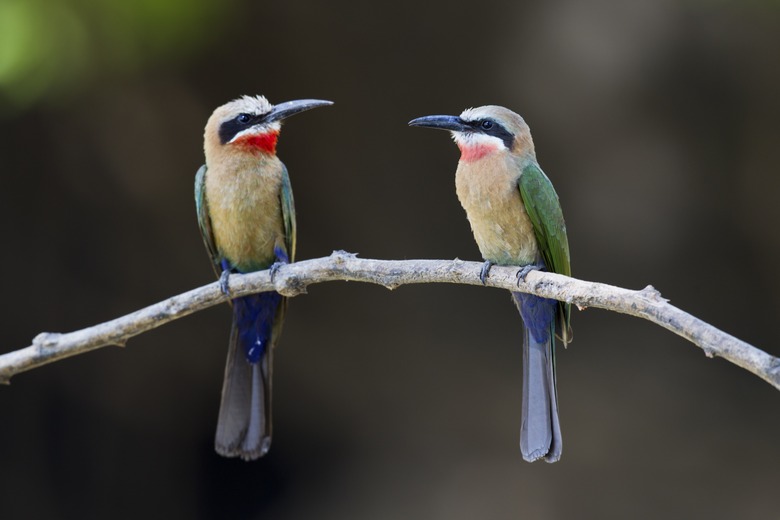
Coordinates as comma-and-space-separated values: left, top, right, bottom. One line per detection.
2, 250, 778, 389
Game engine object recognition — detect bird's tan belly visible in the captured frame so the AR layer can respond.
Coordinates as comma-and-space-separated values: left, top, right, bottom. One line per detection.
206, 165, 283, 272
456, 159, 539, 266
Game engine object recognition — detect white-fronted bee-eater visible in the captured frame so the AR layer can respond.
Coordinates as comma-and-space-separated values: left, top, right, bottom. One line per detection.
410, 105, 572, 462
196, 95, 332, 460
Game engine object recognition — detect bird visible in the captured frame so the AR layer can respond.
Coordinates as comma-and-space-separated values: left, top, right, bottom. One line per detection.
195, 95, 332, 460
409, 105, 572, 463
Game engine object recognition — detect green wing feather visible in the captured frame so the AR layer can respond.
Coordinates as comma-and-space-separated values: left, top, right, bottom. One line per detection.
279, 163, 297, 263
195, 164, 223, 278
517, 159, 572, 344
274, 163, 297, 338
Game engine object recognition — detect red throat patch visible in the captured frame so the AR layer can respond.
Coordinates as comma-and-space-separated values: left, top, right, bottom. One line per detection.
458, 142, 499, 162
235, 131, 279, 154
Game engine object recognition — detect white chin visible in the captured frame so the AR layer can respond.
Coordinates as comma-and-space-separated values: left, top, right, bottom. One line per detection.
453, 132, 505, 149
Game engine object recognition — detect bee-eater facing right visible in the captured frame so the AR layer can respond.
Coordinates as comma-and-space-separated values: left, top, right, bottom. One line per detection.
196, 95, 332, 460
409, 106, 572, 462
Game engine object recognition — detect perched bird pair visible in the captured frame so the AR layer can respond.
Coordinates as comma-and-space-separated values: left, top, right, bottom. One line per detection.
196, 96, 571, 463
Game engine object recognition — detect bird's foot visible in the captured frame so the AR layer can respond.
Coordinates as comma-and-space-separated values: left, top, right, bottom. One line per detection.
269, 261, 287, 283
270, 245, 290, 283
479, 260, 494, 285
516, 263, 545, 286
219, 269, 231, 296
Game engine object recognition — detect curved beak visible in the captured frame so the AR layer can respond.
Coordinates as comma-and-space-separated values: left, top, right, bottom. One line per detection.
264, 99, 333, 123
408, 115, 469, 132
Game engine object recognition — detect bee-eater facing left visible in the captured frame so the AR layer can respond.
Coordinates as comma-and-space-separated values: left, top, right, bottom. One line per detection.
195, 95, 332, 460
409, 106, 572, 463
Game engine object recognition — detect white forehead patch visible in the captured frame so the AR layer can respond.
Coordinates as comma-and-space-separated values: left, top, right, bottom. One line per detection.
459, 107, 481, 121
226, 95, 273, 116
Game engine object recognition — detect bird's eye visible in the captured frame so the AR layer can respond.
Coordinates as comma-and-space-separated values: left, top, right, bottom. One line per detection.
480, 120, 494, 130
237, 113, 251, 124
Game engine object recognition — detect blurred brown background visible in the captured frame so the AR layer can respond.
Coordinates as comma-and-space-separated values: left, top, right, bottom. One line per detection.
2, 0, 779, 518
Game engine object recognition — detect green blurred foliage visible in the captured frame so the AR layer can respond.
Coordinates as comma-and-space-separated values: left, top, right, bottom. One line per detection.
0, 0, 229, 111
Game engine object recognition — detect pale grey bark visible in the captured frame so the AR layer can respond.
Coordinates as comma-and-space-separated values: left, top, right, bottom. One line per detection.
2, 250, 778, 389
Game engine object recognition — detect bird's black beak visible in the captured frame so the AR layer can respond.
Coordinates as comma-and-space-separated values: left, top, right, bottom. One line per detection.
264, 99, 333, 123
408, 115, 469, 132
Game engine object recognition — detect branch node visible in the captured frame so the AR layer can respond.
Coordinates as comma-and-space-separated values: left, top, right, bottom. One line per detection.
331, 250, 357, 265
33, 332, 62, 349
452, 257, 465, 266
275, 272, 308, 297
702, 347, 717, 359
640, 285, 668, 303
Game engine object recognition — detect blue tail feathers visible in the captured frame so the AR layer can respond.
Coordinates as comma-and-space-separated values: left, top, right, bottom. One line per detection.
512, 290, 562, 462
512, 292, 556, 343
221, 256, 284, 364
233, 292, 282, 363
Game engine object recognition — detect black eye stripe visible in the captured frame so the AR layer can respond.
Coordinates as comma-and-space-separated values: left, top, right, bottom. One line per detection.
467, 118, 514, 149
218, 113, 262, 144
